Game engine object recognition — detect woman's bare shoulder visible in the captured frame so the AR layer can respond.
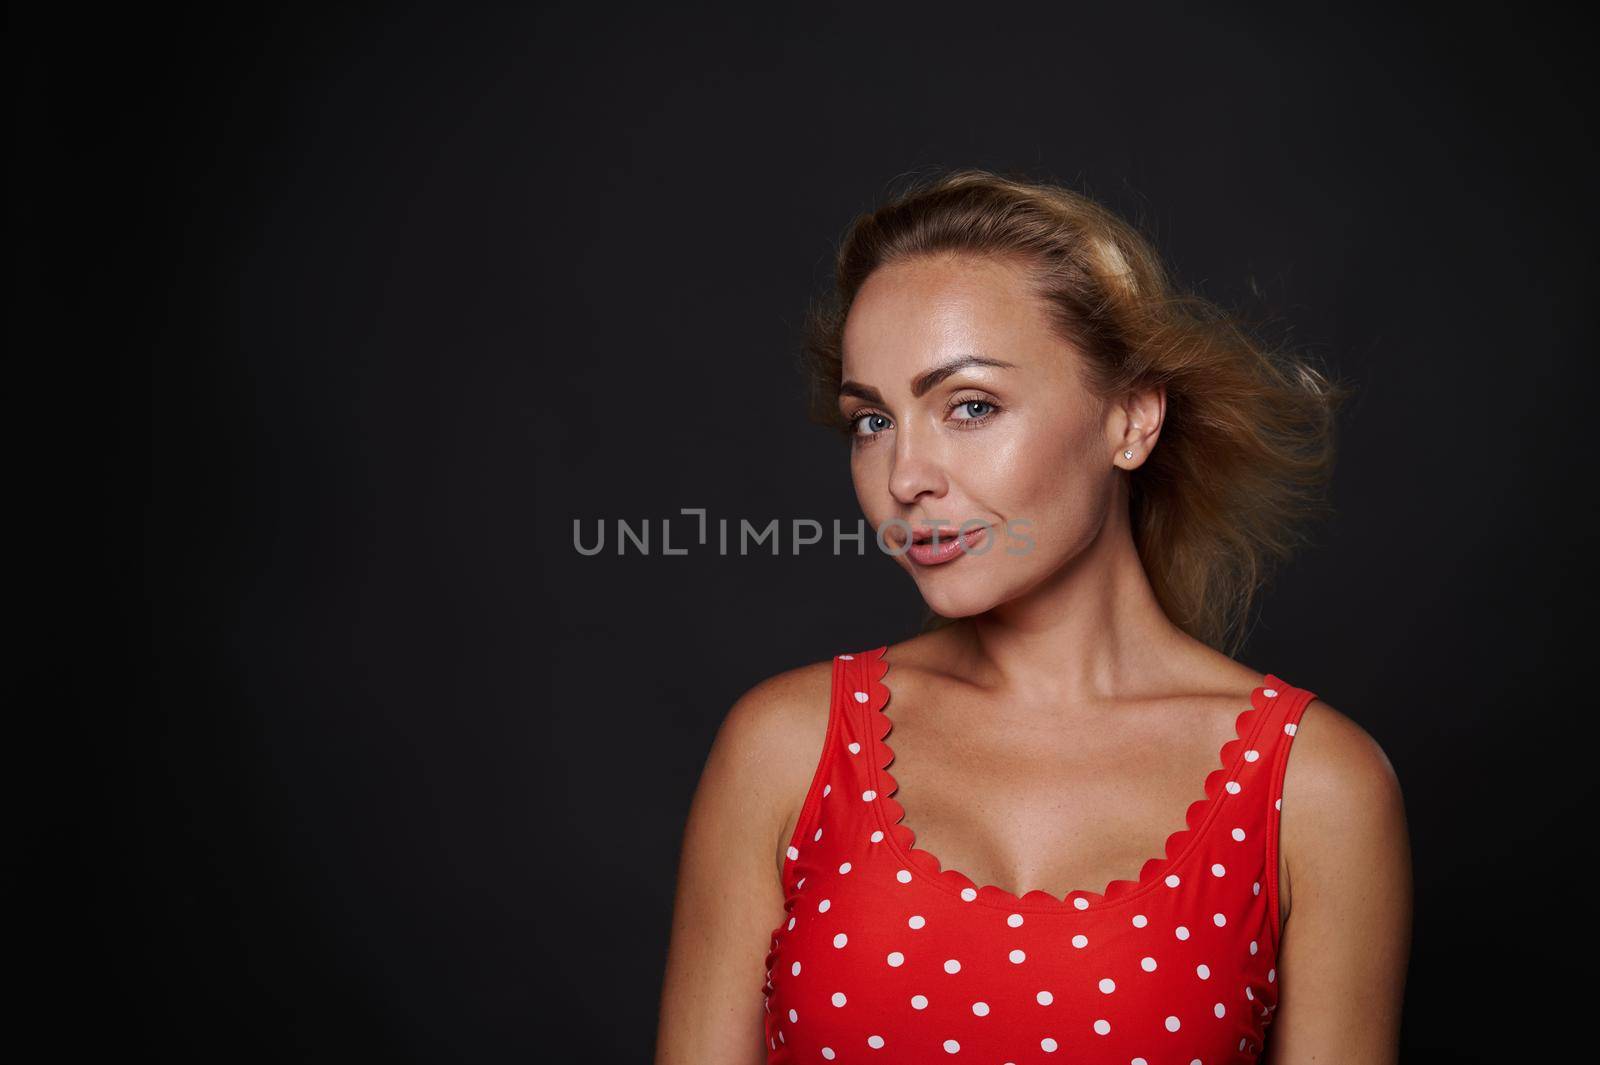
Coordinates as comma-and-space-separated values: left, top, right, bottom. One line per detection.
1277, 693, 1409, 913
658, 655, 840, 1062
722, 656, 835, 749
1281, 697, 1406, 842
1270, 695, 1411, 1055
709, 656, 838, 854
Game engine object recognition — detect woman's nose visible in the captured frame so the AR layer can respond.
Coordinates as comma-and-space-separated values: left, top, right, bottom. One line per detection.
887, 424, 947, 505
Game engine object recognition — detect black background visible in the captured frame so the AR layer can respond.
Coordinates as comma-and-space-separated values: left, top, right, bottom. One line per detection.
20, 2, 1593, 1061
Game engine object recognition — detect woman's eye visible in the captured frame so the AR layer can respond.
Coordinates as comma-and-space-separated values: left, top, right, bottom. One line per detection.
851, 412, 892, 436
953, 400, 995, 420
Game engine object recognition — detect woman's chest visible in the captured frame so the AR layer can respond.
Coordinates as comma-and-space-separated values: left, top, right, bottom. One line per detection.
760, 650, 1298, 1061
883, 722, 1235, 904
764, 863, 1279, 1063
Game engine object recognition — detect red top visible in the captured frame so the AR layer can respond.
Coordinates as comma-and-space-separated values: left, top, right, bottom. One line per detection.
762, 645, 1316, 1063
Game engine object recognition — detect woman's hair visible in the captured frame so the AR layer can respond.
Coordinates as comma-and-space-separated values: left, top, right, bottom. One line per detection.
801, 167, 1351, 657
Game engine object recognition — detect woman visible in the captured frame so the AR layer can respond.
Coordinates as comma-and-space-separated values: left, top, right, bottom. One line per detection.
656, 169, 1412, 1063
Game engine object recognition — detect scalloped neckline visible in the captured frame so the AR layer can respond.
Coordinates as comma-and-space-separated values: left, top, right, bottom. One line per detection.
857, 644, 1285, 914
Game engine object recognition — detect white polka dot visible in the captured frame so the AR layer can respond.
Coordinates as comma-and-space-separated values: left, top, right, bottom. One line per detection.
1196, 963, 1211, 979
887, 951, 905, 967
1164, 874, 1181, 888
854, 691, 869, 703
960, 887, 978, 901
1036, 990, 1054, 1005
1134, 1060, 1148, 1065
1284, 722, 1297, 736
943, 1040, 960, 1054
1093, 1019, 1111, 1035
1140, 956, 1157, 972
1073, 896, 1089, 910
896, 869, 912, 883
848, 742, 861, 754
832, 991, 847, 1007
867, 1035, 884, 1049
818, 899, 831, 912
944, 959, 962, 974
1244, 748, 1260, 762
823, 784, 831, 797
1275, 797, 1282, 810
1268, 967, 1276, 982
839, 862, 852, 874
909, 915, 926, 929
1214, 1002, 1226, 1018
1213, 912, 1227, 927
1009, 948, 1026, 963
1007, 913, 1024, 927
1225, 780, 1242, 794
1250, 940, 1258, 955
1246, 986, 1256, 1001
814, 828, 823, 842
1098, 978, 1115, 993
822, 1049, 835, 1061
1232, 828, 1246, 841
1041, 1037, 1059, 1052
1131, 914, 1148, 928
1165, 1015, 1181, 1031
971, 1001, 989, 1016
787, 846, 799, 860
833, 933, 848, 948
871, 830, 884, 843
1253, 880, 1261, 894
839, 654, 853, 660
1264, 688, 1278, 698
911, 994, 929, 1009
1071, 934, 1088, 948
862, 789, 877, 801
1211, 863, 1226, 877
1176, 925, 1190, 940
787, 917, 795, 930
792, 961, 802, 976
789, 1009, 798, 1022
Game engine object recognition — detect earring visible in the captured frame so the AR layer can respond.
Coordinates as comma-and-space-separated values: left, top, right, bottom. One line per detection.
1123, 449, 1134, 459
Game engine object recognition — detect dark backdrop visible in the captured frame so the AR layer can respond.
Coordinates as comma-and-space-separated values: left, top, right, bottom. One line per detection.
20, 2, 1593, 1062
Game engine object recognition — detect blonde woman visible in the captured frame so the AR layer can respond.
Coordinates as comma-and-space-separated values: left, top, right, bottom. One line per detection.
656, 170, 1412, 1064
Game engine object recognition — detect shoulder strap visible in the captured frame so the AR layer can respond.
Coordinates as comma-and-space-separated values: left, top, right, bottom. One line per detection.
777, 654, 849, 888
1262, 678, 1318, 951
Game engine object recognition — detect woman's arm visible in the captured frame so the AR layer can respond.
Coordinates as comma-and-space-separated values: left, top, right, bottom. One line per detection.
654, 663, 832, 1064
1261, 699, 1414, 1063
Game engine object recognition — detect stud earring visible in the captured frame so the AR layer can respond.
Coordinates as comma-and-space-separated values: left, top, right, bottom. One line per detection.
1123, 449, 1134, 459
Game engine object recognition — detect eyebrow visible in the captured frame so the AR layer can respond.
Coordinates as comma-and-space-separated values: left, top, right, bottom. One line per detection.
839, 354, 1018, 404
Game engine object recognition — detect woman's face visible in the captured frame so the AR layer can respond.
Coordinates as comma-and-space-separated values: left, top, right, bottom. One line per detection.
839, 252, 1135, 618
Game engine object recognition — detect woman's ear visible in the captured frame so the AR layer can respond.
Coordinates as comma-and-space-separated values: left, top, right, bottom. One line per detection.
1108, 385, 1165, 468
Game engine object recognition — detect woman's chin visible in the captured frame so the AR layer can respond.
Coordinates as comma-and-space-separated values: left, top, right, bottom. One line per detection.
916, 581, 1002, 620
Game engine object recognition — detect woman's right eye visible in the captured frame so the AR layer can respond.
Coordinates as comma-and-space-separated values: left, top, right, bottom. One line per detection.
849, 412, 892, 438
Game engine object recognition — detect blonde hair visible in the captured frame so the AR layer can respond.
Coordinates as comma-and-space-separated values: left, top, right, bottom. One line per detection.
801, 168, 1351, 656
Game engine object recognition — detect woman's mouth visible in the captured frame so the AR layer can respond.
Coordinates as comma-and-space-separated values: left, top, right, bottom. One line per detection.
905, 524, 987, 566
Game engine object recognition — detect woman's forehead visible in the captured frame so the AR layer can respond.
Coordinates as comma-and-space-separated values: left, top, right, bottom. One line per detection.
841, 258, 1061, 389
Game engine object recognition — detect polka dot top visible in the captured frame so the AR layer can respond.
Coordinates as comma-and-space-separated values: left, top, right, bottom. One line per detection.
761, 645, 1317, 1063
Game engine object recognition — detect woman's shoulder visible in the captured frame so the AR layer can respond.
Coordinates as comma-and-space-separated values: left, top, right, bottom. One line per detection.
723, 654, 837, 746
712, 654, 846, 878
1278, 691, 1409, 906
713, 654, 839, 803
1282, 695, 1405, 827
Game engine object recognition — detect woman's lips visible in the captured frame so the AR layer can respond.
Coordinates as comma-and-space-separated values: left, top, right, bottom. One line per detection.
906, 524, 987, 566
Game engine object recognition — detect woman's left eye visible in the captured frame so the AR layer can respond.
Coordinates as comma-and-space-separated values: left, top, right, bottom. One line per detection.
952, 399, 997, 421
